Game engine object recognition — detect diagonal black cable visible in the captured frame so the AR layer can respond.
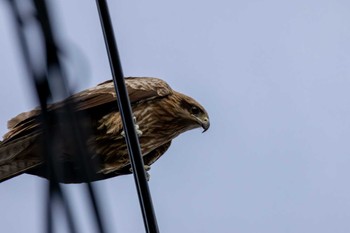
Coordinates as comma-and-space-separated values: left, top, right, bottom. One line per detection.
95, 1, 160, 232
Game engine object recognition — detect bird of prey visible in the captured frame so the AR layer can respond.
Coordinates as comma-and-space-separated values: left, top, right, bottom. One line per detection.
0, 77, 209, 183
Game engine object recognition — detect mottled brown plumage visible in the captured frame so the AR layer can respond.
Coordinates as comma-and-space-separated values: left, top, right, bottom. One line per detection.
0, 77, 210, 183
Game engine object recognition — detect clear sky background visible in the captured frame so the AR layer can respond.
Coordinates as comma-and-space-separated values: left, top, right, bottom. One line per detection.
1, 0, 350, 232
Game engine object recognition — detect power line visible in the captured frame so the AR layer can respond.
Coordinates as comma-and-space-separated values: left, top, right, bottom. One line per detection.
95, 1, 160, 232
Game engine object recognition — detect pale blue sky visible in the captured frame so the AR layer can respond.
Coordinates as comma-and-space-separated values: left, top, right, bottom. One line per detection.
1, 0, 350, 232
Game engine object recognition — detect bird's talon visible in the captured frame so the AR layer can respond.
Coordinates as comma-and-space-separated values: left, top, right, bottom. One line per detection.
120, 116, 142, 137
129, 165, 151, 181
136, 129, 143, 136
145, 172, 150, 181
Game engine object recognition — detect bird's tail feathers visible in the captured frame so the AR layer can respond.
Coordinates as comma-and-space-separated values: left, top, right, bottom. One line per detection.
0, 160, 41, 183
0, 136, 36, 164
0, 136, 39, 182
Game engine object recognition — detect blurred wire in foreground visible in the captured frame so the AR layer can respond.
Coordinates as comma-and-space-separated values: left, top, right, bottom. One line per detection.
6, 0, 107, 233
95, 1, 160, 232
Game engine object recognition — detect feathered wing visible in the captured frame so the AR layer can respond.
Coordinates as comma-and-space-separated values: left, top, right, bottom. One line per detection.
0, 77, 173, 182
143, 141, 172, 166
0, 136, 41, 182
104, 141, 172, 178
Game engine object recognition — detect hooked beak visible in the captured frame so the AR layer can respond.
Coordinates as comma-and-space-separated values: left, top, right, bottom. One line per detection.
200, 116, 210, 133
192, 114, 210, 133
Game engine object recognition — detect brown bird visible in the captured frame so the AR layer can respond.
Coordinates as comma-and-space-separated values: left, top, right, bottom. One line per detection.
0, 77, 210, 183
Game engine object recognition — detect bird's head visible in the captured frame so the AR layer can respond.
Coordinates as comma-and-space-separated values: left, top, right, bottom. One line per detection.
174, 92, 210, 133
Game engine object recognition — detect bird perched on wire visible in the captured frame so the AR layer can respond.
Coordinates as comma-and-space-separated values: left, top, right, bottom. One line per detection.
0, 77, 210, 183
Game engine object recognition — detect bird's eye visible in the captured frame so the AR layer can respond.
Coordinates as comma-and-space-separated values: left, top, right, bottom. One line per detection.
190, 106, 200, 115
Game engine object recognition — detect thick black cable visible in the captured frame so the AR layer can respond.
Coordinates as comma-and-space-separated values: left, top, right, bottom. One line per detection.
95, 1, 160, 232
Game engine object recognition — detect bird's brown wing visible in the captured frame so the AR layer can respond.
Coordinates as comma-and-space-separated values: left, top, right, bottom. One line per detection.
143, 141, 172, 166
4, 77, 173, 141
0, 135, 42, 182
0, 77, 173, 182
104, 141, 172, 178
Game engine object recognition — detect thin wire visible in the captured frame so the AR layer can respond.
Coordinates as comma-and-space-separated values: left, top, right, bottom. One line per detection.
95, 1, 160, 232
